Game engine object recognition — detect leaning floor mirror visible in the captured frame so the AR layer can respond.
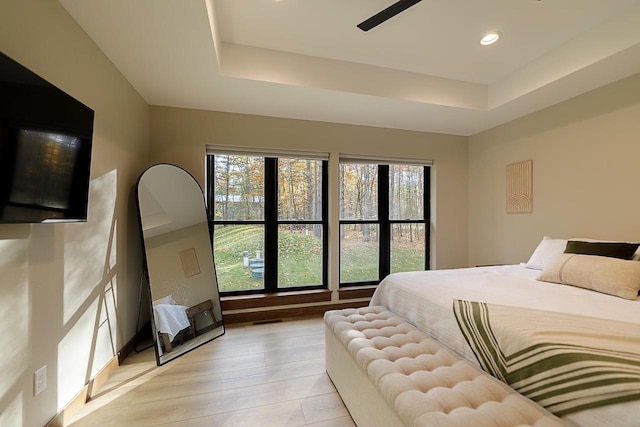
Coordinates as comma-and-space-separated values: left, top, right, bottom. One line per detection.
136, 164, 224, 365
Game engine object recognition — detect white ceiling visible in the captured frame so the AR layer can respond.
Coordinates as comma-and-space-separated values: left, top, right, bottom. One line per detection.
60, 0, 640, 136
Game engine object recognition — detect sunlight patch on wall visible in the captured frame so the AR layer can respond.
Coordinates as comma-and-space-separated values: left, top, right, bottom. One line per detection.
0, 392, 23, 427
91, 279, 118, 378
109, 218, 117, 271
57, 295, 99, 411
63, 170, 117, 324
0, 239, 29, 400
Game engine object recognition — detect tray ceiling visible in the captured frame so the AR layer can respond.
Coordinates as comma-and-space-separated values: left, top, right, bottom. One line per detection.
60, 0, 640, 135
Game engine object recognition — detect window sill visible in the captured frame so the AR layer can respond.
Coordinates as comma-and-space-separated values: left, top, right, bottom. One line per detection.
221, 289, 332, 311
338, 285, 377, 300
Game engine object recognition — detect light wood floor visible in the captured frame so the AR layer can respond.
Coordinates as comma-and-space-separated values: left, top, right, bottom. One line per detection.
68, 316, 355, 427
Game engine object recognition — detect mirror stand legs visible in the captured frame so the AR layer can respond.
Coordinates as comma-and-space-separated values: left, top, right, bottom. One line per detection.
134, 270, 154, 353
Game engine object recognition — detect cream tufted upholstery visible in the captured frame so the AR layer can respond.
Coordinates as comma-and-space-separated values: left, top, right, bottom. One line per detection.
325, 306, 568, 427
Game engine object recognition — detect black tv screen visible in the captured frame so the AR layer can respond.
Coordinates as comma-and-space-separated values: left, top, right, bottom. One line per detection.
0, 52, 94, 223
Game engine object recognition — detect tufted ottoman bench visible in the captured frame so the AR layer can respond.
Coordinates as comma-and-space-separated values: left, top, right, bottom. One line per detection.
325, 306, 568, 427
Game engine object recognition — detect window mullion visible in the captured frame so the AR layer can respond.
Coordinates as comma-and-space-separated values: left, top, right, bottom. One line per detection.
321, 160, 329, 288
378, 165, 390, 280
424, 166, 431, 270
264, 157, 278, 292
206, 155, 214, 220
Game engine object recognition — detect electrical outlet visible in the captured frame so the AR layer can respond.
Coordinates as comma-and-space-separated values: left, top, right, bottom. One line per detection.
34, 365, 47, 396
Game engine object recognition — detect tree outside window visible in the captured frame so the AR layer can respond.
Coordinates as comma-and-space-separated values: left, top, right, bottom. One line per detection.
339, 162, 430, 286
208, 154, 327, 294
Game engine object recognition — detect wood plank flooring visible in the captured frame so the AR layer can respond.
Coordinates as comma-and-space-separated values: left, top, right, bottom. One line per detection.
68, 316, 354, 427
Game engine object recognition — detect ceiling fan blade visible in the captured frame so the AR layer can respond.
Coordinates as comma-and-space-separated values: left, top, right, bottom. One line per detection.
357, 0, 422, 32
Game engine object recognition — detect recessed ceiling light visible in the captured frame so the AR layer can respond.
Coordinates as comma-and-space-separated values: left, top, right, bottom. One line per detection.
480, 32, 501, 46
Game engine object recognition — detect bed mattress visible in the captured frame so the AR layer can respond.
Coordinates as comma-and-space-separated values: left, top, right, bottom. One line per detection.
370, 264, 640, 426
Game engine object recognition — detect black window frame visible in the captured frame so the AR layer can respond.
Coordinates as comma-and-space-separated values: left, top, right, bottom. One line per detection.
339, 164, 431, 287
207, 155, 329, 296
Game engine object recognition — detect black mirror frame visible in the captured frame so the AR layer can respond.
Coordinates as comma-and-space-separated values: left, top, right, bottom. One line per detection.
135, 163, 224, 365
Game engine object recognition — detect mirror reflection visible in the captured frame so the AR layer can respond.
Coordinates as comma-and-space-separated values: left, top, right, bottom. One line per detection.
137, 164, 224, 365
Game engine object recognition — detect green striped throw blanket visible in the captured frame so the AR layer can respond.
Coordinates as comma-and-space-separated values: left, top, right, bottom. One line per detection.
453, 299, 640, 416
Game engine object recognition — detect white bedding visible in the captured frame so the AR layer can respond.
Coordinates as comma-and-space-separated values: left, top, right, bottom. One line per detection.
370, 264, 640, 426
153, 303, 190, 342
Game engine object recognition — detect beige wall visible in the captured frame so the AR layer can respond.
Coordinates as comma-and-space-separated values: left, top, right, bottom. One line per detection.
0, 2, 149, 426
469, 72, 640, 266
149, 106, 470, 274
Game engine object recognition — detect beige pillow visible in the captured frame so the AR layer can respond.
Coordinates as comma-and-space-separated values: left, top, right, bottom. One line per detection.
539, 253, 640, 300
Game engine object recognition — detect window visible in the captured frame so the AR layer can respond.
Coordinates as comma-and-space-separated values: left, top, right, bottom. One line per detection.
339, 162, 430, 286
207, 154, 327, 294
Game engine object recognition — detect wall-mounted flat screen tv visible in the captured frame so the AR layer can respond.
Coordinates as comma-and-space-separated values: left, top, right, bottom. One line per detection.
0, 51, 94, 223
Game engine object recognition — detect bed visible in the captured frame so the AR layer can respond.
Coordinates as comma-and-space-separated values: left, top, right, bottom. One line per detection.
367, 237, 640, 427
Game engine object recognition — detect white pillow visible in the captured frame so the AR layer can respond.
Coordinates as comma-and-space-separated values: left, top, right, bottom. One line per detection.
153, 294, 175, 306
525, 236, 568, 270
